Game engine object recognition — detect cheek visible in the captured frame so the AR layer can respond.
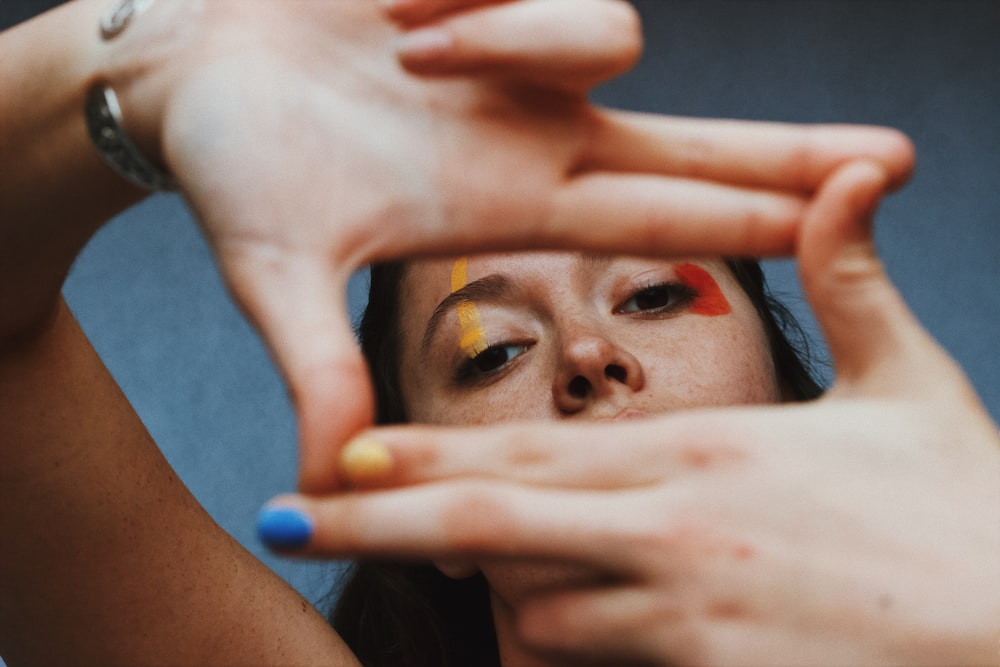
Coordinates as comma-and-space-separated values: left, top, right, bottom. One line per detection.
660, 264, 778, 406
400, 359, 556, 426
425, 375, 556, 426
713, 325, 781, 404
673, 318, 780, 407
638, 313, 779, 411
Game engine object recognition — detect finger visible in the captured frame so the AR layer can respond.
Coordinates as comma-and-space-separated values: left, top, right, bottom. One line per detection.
381, 0, 512, 26
798, 160, 901, 384
519, 588, 804, 667
259, 483, 639, 571
517, 586, 671, 664
582, 112, 916, 192
796, 160, 943, 392
395, 171, 806, 258
337, 418, 752, 490
221, 244, 374, 493
394, 0, 642, 91
547, 173, 805, 257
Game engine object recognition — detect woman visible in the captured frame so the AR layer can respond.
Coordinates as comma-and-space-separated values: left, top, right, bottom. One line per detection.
324, 254, 823, 666
2, 0, 994, 665
263, 162, 1000, 666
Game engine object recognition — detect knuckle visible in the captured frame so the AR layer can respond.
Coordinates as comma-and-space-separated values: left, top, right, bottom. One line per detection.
678, 441, 749, 470
441, 484, 515, 552
632, 513, 714, 557
820, 242, 888, 302
738, 195, 802, 254
499, 425, 554, 468
783, 132, 825, 190
387, 430, 443, 477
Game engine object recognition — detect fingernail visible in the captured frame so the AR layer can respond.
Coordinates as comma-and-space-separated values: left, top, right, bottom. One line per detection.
257, 505, 313, 549
394, 27, 453, 60
341, 437, 394, 482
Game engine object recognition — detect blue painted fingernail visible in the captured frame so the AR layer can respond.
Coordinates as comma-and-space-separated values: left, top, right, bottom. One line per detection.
257, 506, 313, 549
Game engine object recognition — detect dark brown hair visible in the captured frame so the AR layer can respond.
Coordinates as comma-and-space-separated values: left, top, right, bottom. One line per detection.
330, 257, 823, 665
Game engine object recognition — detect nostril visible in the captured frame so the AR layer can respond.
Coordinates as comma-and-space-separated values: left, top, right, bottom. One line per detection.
568, 376, 590, 398
605, 364, 627, 384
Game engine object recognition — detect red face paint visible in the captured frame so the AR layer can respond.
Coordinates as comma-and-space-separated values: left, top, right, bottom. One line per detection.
675, 263, 732, 316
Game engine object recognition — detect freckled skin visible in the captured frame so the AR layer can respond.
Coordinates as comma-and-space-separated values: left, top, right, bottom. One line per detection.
399, 253, 779, 425
394, 251, 781, 664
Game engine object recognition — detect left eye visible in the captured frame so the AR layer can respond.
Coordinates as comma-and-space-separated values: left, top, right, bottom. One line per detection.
454, 342, 531, 385
619, 283, 690, 314
470, 343, 528, 375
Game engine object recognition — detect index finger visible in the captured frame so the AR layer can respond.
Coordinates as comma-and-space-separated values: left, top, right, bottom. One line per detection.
263, 482, 643, 574
581, 112, 915, 192
411, 113, 913, 261
336, 411, 762, 490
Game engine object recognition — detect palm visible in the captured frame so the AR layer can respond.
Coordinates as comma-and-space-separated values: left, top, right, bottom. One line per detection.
156, 1, 914, 490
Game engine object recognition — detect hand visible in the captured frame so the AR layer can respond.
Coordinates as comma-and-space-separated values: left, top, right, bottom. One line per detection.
268, 162, 1000, 665
106, 0, 913, 492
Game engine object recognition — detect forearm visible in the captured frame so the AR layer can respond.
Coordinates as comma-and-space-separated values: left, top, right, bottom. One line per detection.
0, 0, 152, 339
0, 300, 357, 665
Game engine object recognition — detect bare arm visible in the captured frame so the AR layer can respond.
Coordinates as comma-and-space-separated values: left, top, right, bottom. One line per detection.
0, 1, 643, 661
0, 0, 916, 662
0, 0, 144, 337
0, 2, 354, 663
0, 300, 358, 665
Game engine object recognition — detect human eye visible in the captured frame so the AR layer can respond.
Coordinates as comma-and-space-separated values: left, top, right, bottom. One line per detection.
454, 342, 530, 384
617, 282, 696, 316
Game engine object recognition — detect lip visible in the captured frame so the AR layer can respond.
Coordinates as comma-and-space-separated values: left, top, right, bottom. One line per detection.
595, 409, 650, 423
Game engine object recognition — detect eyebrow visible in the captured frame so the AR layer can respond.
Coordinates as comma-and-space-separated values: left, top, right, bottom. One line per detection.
420, 273, 513, 357
579, 253, 614, 270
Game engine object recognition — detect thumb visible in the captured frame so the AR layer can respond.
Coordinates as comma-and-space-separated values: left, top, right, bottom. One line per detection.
222, 246, 374, 493
797, 161, 927, 393
392, 0, 642, 93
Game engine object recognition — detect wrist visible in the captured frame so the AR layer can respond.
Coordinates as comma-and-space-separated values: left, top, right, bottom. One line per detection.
94, 0, 206, 173
86, 0, 180, 191
0, 0, 160, 338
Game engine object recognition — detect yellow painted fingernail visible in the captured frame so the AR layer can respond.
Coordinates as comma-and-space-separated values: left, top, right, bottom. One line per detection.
341, 437, 394, 481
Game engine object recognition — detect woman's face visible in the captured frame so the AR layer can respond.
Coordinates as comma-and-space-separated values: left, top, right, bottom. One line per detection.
394, 252, 782, 662
397, 252, 781, 425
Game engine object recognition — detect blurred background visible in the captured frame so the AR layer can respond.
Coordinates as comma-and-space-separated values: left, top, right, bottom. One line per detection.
2, 0, 997, 618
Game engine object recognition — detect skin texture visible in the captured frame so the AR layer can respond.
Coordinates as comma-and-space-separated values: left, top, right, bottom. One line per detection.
3, 0, 951, 664
106, 0, 915, 493
396, 253, 782, 664
1, 0, 915, 494
398, 254, 779, 425
279, 163, 999, 666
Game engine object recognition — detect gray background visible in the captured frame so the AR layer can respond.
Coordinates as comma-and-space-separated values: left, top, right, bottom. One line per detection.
3, 0, 997, 617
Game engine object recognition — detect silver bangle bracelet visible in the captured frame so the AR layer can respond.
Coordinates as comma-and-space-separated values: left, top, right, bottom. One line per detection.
87, 0, 177, 192
85, 84, 177, 192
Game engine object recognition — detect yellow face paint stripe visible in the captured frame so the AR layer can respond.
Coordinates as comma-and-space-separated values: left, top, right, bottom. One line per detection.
450, 258, 488, 358
457, 303, 488, 356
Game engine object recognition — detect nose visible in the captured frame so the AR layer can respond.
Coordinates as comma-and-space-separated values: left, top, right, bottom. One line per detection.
552, 329, 645, 415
